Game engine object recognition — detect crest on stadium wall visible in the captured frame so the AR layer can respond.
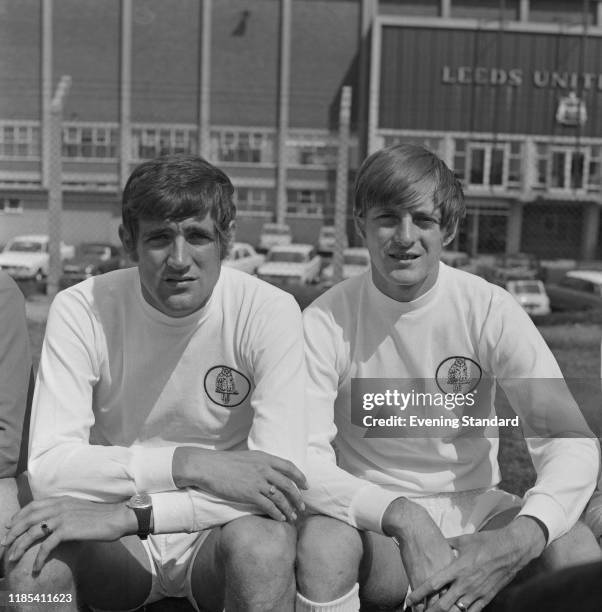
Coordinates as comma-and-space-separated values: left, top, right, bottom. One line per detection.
555, 91, 587, 127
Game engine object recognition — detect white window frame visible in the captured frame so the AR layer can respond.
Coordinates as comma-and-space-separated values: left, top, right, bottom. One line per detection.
235, 187, 273, 213
62, 123, 119, 160
466, 142, 510, 188
1, 198, 24, 214
131, 124, 198, 161
546, 146, 588, 193
211, 128, 275, 165
0, 122, 41, 159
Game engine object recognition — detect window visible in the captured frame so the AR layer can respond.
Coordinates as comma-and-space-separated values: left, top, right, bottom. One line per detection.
453, 139, 467, 182
587, 146, 602, 192
0, 124, 40, 158
286, 189, 326, 216
286, 133, 338, 167
211, 129, 274, 164
547, 147, 586, 191
1, 198, 23, 214
466, 142, 508, 187
62, 125, 118, 159
235, 187, 273, 213
131, 126, 197, 160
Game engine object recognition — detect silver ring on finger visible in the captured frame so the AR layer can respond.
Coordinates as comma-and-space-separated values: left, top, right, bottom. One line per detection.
40, 522, 53, 537
455, 600, 468, 612
267, 484, 277, 497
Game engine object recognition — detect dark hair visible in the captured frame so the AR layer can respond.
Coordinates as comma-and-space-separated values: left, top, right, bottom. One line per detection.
122, 154, 236, 258
354, 144, 465, 235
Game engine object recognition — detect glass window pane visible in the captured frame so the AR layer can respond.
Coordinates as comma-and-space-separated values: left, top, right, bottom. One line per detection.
550, 152, 565, 188
469, 148, 485, 184
490, 149, 504, 186
571, 152, 584, 189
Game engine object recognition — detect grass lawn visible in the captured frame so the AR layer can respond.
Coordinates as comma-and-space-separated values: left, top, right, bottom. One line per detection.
24, 296, 602, 498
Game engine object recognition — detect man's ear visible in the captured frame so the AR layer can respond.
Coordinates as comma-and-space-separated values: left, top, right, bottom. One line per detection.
226, 220, 236, 243
354, 215, 366, 240
442, 222, 458, 248
221, 220, 236, 260
118, 225, 138, 262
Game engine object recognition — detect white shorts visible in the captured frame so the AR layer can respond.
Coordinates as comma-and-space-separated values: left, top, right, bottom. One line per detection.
407, 486, 523, 538
399, 488, 522, 610
140, 531, 212, 611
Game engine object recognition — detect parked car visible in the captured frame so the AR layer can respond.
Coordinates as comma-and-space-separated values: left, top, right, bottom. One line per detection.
0, 234, 75, 282
258, 223, 292, 252
546, 270, 602, 312
60, 242, 123, 288
322, 247, 370, 283
222, 242, 265, 275
506, 279, 551, 316
257, 244, 321, 285
317, 225, 348, 254
439, 250, 481, 275
490, 252, 540, 284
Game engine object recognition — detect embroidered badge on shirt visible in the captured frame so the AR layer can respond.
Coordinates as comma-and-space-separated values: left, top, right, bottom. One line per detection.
204, 365, 251, 407
435, 356, 482, 394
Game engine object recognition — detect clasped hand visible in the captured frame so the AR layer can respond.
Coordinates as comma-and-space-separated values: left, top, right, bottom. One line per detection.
1, 497, 131, 574
406, 518, 546, 612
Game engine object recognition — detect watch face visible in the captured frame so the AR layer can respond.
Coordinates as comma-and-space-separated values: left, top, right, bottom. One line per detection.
128, 493, 152, 509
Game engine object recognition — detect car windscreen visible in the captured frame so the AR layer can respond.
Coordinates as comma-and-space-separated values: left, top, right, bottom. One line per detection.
80, 245, 111, 257
513, 282, 542, 294
7, 241, 43, 253
344, 254, 369, 266
268, 252, 306, 263
263, 225, 290, 235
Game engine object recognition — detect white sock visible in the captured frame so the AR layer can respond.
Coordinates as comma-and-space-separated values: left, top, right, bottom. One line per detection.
296, 583, 360, 612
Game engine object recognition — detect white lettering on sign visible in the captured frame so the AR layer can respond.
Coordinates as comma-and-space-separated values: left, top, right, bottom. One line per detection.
442, 66, 602, 90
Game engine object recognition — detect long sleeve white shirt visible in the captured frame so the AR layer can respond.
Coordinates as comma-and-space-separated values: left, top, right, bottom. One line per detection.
28, 266, 307, 533
302, 264, 599, 543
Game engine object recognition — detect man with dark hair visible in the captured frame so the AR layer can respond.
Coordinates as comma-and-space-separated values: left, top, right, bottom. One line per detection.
296, 144, 600, 612
3, 155, 307, 612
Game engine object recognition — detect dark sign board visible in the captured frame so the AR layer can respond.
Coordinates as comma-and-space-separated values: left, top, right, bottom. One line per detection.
379, 25, 602, 136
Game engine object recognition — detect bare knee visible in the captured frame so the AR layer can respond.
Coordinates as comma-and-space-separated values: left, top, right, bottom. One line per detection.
0, 478, 19, 529
220, 516, 296, 575
542, 521, 602, 570
218, 517, 296, 610
296, 515, 363, 601
5, 542, 77, 611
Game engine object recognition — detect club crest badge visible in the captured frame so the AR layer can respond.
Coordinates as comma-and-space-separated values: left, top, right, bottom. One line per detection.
435, 356, 482, 394
204, 365, 251, 407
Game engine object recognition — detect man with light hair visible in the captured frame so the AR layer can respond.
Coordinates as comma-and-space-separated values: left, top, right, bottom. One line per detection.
296, 144, 601, 612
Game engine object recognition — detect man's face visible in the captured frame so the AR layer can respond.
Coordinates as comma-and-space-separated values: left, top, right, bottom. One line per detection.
120, 213, 224, 317
358, 195, 454, 302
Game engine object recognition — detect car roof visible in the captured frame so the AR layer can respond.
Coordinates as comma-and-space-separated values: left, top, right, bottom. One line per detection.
343, 247, 369, 255
9, 234, 48, 242
566, 270, 602, 284
269, 243, 314, 253
261, 223, 290, 231
507, 279, 543, 288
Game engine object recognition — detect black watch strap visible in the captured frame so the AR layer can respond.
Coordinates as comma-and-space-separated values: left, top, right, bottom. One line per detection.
127, 493, 153, 540
133, 506, 152, 540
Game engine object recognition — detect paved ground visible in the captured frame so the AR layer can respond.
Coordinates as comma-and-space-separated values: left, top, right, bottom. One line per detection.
24, 293, 51, 323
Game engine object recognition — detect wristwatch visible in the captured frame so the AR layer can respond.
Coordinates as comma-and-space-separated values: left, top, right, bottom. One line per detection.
126, 493, 153, 540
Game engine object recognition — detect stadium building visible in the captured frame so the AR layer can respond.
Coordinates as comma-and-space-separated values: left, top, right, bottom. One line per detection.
1, 0, 601, 258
